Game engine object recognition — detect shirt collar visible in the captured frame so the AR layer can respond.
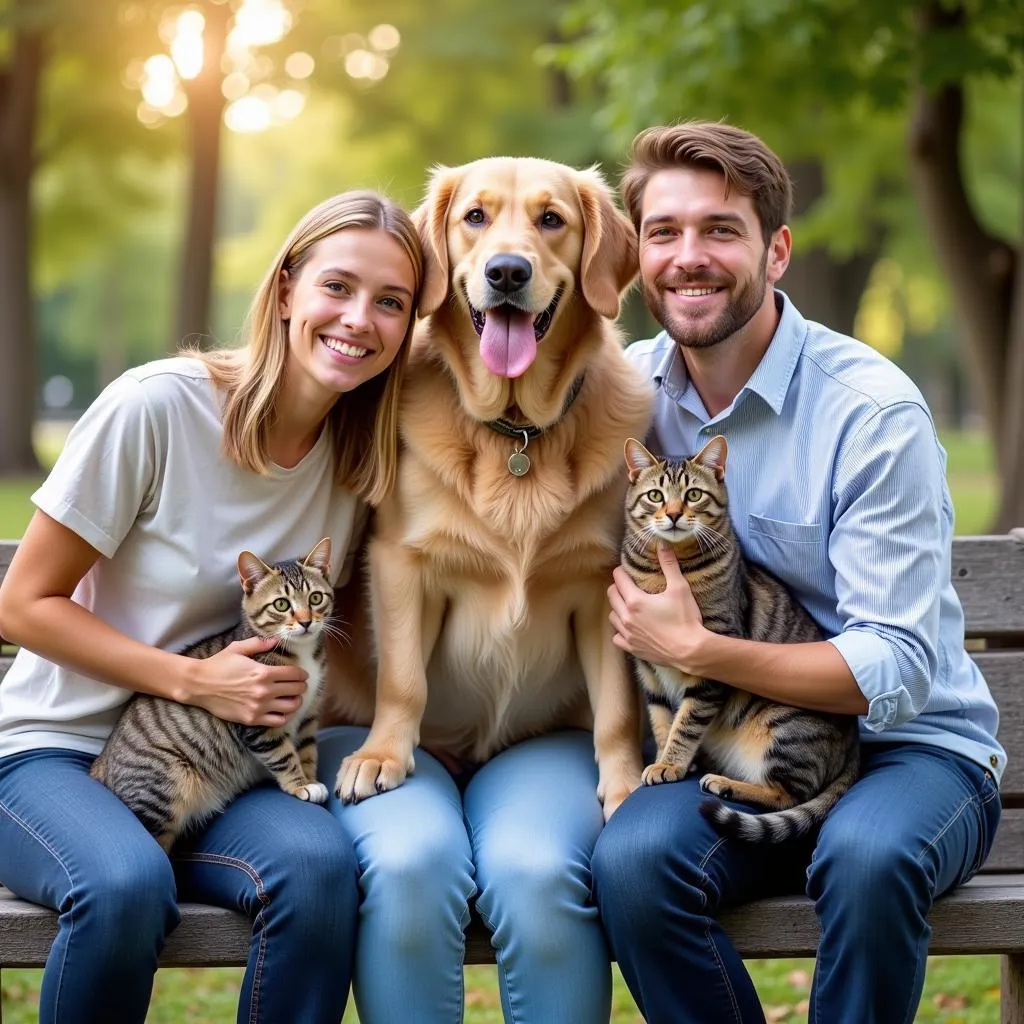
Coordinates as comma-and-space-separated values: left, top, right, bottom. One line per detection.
739, 291, 808, 415
651, 290, 808, 418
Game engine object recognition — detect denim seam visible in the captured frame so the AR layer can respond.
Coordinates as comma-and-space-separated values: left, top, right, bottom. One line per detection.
902, 936, 929, 1024
895, 790, 977, 1024
0, 797, 77, 1018
697, 837, 743, 1024
914, 791, 976, 870
175, 852, 268, 1024
473, 901, 519, 1024
969, 775, 998, 875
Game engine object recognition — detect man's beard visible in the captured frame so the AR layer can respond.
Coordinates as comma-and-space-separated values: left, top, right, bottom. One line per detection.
643, 252, 768, 349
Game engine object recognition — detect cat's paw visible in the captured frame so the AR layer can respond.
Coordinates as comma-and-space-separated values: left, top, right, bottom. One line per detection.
335, 749, 412, 804
699, 773, 734, 799
641, 761, 688, 786
296, 782, 330, 804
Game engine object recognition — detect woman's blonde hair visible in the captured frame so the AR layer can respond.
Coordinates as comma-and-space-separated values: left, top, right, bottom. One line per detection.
190, 190, 423, 506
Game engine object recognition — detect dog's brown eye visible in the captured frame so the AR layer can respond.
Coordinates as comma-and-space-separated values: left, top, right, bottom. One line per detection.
465, 208, 486, 226
685, 488, 702, 503
540, 210, 565, 229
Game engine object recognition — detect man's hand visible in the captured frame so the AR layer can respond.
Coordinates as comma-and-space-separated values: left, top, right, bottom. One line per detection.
608, 544, 709, 672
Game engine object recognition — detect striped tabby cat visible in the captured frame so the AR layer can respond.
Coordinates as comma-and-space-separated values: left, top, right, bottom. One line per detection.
621, 437, 859, 843
91, 538, 335, 852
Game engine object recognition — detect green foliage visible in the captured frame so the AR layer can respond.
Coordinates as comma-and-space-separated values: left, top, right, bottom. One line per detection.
554, 0, 1023, 255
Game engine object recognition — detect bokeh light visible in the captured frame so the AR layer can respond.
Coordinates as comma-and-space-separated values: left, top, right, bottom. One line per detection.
284, 52, 315, 79
128, 0, 323, 132
368, 24, 401, 54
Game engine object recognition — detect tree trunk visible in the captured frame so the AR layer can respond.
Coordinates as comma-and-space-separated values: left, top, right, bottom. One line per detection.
908, 7, 1022, 530
0, 29, 43, 475
783, 159, 881, 338
175, 1, 230, 348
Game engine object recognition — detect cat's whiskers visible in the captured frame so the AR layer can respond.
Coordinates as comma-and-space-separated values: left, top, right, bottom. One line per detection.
693, 521, 728, 558
320, 621, 351, 646
626, 523, 661, 560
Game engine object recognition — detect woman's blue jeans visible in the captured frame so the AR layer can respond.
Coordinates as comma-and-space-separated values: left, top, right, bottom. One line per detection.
592, 742, 1001, 1024
0, 747, 359, 1024
318, 725, 611, 1024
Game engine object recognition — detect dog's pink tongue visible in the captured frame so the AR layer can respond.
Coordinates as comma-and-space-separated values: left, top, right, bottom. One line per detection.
480, 308, 537, 378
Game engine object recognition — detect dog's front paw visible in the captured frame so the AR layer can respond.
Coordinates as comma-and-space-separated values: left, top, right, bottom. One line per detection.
335, 748, 412, 804
598, 770, 641, 821
641, 761, 688, 786
296, 781, 330, 804
699, 773, 733, 799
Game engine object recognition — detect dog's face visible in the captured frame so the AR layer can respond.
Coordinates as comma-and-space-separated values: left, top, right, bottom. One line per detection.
415, 157, 638, 379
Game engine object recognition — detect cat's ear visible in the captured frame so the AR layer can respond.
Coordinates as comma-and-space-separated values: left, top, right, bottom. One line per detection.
693, 435, 728, 480
302, 537, 333, 579
237, 551, 274, 594
624, 438, 659, 482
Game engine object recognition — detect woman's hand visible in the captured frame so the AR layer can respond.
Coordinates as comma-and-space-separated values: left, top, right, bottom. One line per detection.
608, 544, 711, 673
185, 636, 309, 727
0, 511, 309, 725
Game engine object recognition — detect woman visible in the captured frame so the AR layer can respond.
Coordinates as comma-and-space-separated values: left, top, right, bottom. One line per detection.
0, 189, 422, 1024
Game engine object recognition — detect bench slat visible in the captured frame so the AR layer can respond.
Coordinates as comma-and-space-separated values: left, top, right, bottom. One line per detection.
2, 879, 1022, 967
985, 809, 1024, 874
973, 651, 1024, 801
952, 535, 1024, 637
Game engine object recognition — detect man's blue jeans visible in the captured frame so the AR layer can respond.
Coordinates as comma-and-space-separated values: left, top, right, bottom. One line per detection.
592, 743, 1001, 1024
0, 747, 359, 1024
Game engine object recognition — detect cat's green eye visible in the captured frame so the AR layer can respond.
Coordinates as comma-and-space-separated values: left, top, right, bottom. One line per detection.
646, 489, 664, 502
685, 488, 703, 503
309, 592, 324, 606
273, 598, 291, 612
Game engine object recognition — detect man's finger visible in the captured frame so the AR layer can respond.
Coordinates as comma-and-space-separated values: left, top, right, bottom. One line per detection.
657, 544, 684, 582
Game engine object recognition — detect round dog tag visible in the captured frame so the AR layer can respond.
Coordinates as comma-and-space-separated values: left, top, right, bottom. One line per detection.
508, 451, 531, 476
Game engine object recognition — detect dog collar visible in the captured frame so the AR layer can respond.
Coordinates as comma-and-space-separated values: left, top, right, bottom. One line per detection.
484, 374, 585, 477
484, 374, 586, 441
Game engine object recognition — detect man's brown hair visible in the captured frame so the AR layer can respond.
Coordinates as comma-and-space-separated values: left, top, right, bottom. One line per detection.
621, 122, 793, 244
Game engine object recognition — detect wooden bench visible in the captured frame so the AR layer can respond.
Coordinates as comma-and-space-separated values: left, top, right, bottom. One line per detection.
2, 534, 1023, 1021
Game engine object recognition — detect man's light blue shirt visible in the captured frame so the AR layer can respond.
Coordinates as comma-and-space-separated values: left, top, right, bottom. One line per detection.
625, 291, 1006, 781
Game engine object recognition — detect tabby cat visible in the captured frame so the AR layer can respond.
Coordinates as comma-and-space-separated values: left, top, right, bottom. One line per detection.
621, 437, 859, 843
90, 538, 335, 852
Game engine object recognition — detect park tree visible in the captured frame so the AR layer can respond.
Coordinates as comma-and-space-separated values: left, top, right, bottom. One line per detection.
0, 0, 168, 474
0, 0, 44, 472
559, 0, 1023, 528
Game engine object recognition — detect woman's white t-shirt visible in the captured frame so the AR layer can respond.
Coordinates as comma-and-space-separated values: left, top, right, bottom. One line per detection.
0, 357, 363, 759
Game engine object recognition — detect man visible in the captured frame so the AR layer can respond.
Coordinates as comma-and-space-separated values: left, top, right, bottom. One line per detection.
594, 121, 1005, 1024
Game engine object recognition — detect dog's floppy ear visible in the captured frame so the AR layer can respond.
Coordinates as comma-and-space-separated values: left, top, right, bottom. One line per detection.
576, 167, 639, 320
412, 165, 461, 318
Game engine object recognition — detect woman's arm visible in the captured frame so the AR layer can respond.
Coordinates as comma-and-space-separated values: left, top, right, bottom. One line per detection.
0, 510, 308, 727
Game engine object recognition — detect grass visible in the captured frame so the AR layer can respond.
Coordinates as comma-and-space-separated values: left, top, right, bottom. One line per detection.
0, 957, 1004, 1022
0, 426, 1006, 1021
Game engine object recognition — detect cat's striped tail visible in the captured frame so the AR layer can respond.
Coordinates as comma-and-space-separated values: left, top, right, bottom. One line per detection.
698, 749, 860, 844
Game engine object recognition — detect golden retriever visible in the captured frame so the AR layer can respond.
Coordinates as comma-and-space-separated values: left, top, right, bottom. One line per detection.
322, 157, 653, 818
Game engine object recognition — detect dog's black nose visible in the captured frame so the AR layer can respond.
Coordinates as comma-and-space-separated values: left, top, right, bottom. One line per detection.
485, 254, 532, 293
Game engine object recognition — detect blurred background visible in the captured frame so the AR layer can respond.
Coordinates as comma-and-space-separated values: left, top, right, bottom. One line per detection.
0, 2, 1021, 1018
0, 0, 1021, 535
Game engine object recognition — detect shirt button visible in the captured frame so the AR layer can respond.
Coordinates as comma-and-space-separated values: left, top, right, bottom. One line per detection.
990, 755, 999, 767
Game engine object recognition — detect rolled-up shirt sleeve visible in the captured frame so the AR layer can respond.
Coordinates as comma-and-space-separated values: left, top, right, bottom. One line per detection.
826, 401, 949, 731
